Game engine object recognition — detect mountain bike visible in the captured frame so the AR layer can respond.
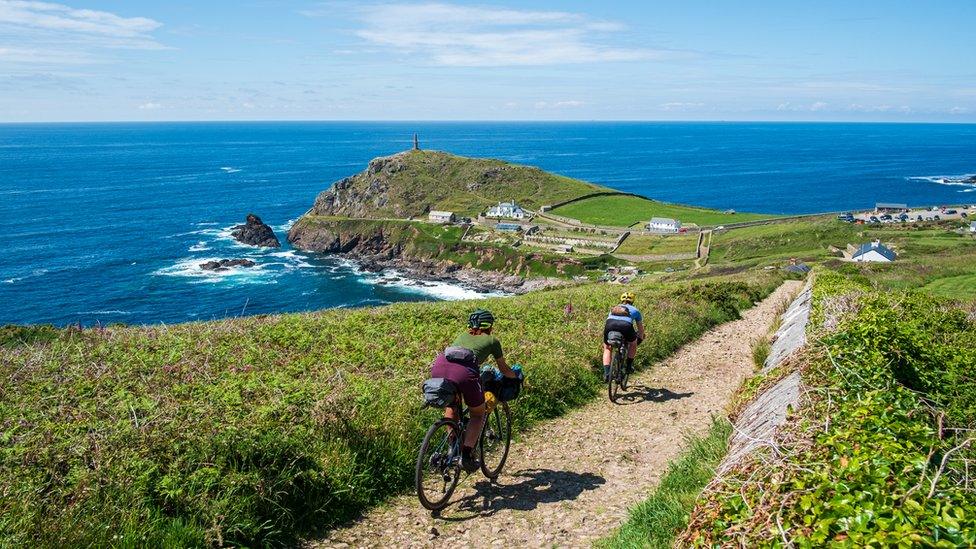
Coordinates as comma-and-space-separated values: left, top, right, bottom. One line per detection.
415, 382, 512, 515
607, 331, 629, 402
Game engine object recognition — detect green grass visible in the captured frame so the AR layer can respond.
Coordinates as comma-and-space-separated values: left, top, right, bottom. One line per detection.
598, 418, 732, 549
309, 150, 606, 218
616, 234, 699, 256
0, 274, 781, 547
550, 194, 774, 227
921, 273, 976, 300
686, 271, 976, 546
291, 216, 591, 277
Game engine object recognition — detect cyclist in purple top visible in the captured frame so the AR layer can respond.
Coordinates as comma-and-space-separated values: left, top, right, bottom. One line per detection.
601, 291, 645, 381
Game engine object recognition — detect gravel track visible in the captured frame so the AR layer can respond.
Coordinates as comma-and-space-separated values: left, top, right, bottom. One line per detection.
310, 281, 803, 548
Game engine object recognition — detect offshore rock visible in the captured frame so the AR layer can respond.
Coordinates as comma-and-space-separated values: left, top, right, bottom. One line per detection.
231, 214, 281, 248
199, 258, 256, 271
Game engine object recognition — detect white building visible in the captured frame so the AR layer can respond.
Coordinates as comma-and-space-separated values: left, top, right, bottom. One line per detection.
852, 240, 897, 262
428, 210, 455, 224
646, 217, 681, 233
486, 201, 526, 220
970, 221, 976, 233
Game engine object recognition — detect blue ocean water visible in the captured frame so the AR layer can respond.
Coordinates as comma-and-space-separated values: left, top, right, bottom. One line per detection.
2, 122, 974, 326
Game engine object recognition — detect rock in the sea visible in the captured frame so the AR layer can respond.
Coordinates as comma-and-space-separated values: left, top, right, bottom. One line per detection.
200, 258, 256, 271
231, 214, 281, 247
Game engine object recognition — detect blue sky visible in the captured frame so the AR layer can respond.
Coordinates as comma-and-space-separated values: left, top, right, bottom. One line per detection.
1, 1, 974, 122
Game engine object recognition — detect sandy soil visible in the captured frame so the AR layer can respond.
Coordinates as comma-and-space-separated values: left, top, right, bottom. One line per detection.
309, 280, 803, 548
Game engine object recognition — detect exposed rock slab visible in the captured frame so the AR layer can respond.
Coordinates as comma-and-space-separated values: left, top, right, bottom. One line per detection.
762, 279, 813, 373
199, 258, 256, 271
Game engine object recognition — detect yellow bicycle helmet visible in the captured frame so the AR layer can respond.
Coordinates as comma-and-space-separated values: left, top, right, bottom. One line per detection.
620, 292, 635, 304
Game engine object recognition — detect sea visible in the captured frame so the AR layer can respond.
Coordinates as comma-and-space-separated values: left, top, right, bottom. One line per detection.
2, 122, 975, 326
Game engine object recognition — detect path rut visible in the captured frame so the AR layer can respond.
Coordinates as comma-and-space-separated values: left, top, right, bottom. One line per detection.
311, 281, 803, 548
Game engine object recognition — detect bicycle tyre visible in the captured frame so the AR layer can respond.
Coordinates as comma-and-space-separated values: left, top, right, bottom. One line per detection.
415, 419, 461, 511
618, 347, 630, 390
608, 346, 622, 402
480, 401, 512, 479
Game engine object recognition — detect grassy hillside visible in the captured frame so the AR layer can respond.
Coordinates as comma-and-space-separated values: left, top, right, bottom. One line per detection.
288, 216, 607, 277
683, 271, 976, 546
0, 273, 782, 547
309, 150, 607, 219
550, 194, 775, 227
615, 233, 699, 256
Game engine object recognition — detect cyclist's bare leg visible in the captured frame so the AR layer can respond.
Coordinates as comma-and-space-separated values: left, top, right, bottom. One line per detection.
602, 343, 612, 365
464, 404, 486, 449
627, 340, 638, 359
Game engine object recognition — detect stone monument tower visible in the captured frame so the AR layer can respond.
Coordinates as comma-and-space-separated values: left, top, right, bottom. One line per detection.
413, 133, 420, 151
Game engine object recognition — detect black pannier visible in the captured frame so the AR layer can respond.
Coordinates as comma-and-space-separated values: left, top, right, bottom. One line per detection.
422, 378, 457, 407
480, 371, 523, 402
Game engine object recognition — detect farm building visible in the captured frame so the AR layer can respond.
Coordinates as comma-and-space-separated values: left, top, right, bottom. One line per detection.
428, 210, 455, 224
486, 201, 527, 219
646, 217, 682, 233
852, 240, 897, 263
875, 202, 908, 213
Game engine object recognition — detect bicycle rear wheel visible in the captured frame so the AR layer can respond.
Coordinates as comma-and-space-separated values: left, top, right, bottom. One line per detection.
416, 419, 461, 511
618, 347, 630, 390
608, 347, 622, 402
480, 401, 512, 479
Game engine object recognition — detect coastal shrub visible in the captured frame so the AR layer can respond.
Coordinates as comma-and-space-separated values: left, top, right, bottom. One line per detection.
683, 271, 976, 547
0, 273, 781, 547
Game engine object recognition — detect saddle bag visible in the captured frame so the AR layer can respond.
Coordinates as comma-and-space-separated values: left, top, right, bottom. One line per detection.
422, 378, 457, 407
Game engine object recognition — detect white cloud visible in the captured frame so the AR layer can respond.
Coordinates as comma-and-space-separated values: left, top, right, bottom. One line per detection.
534, 100, 585, 109
329, 2, 671, 66
0, 1, 165, 66
659, 101, 704, 111
137, 101, 162, 110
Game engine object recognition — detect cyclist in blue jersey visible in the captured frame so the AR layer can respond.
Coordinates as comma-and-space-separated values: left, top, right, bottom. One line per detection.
601, 292, 645, 381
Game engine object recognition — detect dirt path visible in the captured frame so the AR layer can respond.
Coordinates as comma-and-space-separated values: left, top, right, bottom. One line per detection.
311, 281, 803, 548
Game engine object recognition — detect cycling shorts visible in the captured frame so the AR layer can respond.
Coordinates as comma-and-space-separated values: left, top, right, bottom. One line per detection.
603, 318, 637, 344
430, 353, 485, 408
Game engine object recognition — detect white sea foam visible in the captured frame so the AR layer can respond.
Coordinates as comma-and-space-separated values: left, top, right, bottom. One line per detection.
357, 267, 506, 301
220, 167, 242, 173
908, 174, 976, 189
189, 241, 211, 252
77, 310, 131, 315
275, 218, 298, 232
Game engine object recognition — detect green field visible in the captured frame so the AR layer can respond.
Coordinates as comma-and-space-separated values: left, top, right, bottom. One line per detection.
550, 194, 775, 227
615, 234, 699, 256
0, 273, 781, 547
921, 273, 976, 300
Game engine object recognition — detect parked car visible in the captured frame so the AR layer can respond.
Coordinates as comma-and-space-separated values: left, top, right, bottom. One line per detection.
916, 215, 924, 221
898, 213, 909, 222
963, 212, 969, 219
880, 214, 893, 221
945, 209, 958, 215
869, 216, 880, 223
934, 215, 942, 221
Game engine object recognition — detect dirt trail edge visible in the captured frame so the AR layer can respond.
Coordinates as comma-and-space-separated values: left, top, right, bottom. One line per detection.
310, 281, 803, 549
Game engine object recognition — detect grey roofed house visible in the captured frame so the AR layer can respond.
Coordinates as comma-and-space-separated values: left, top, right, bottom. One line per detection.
852, 241, 897, 262
785, 263, 811, 274
875, 202, 908, 211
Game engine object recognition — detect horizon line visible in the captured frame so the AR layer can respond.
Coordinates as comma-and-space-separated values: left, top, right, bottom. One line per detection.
2, 119, 976, 125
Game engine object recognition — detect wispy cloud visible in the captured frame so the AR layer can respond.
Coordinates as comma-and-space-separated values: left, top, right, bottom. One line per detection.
534, 100, 584, 109
0, 1, 166, 67
313, 2, 676, 67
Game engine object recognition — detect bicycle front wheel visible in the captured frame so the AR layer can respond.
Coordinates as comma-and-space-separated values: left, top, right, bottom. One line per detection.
416, 419, 461, 511
480, 401, 512, 479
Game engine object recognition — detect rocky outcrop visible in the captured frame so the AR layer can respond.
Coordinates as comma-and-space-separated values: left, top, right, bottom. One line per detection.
287, 220, 567, 294
231, 214, 280, 248
200, 259, 256, 271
